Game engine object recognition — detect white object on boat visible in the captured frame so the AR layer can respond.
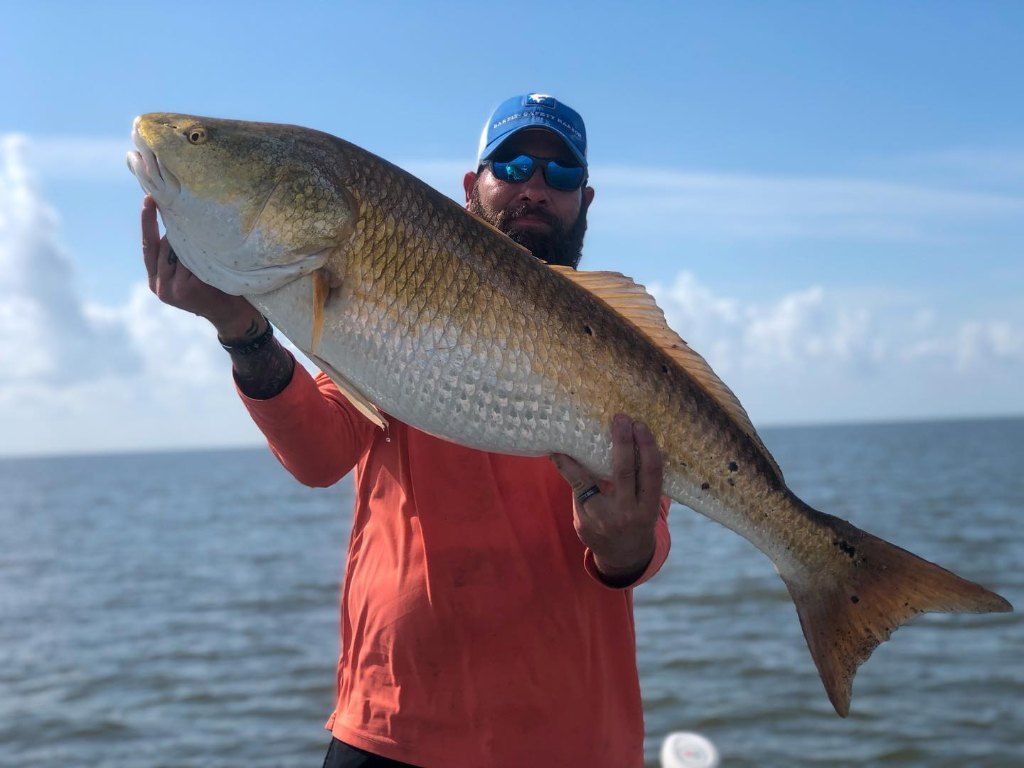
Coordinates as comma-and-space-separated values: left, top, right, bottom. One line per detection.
661, 731, 720, 768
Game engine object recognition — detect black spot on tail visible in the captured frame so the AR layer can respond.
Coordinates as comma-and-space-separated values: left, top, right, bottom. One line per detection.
834, 539, 857, 558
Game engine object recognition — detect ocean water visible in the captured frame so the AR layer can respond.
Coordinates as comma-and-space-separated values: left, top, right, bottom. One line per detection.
1, 417, 1021, 767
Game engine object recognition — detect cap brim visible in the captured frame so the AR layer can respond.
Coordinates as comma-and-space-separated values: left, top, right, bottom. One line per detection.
479, 119, 586, 168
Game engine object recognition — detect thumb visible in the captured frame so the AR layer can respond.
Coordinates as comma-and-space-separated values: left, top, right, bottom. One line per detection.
549, 453, 599, 493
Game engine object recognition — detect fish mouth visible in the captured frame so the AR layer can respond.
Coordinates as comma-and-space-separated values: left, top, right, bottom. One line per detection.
126, 116, 180, 201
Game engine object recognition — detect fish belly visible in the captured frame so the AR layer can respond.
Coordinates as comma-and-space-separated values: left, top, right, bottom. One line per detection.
250, 274, 605, 458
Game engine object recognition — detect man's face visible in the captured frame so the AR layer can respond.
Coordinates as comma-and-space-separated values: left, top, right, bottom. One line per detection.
463, 129, 595, 269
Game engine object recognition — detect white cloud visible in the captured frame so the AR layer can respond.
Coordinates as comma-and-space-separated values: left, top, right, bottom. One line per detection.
21, 136, 131, 182
948, 320, 1024, 372
651, 275, 888, 375
650, 271, 1024, 424
0, 136, 259, 456
0, 135, 138, 384
0, 134, 337, 456
653, 271, 1024, 375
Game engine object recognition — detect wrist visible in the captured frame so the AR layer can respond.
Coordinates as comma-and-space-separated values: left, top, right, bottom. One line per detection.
210, 306, 266, 343
592, 533, 656, 580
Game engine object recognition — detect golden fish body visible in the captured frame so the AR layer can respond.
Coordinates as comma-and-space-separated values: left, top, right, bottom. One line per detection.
128, 113, 1011, 716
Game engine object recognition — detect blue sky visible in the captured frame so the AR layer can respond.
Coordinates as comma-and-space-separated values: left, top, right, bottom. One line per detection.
1, 2, 1022, 455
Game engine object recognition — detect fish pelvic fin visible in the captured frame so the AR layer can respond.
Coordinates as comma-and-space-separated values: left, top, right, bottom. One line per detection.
310, 352, 388, 430
310, 269, 331, 354
781, 505, 1012, 717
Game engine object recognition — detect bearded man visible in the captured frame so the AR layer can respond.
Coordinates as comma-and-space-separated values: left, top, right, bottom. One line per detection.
141, 93, 670, 768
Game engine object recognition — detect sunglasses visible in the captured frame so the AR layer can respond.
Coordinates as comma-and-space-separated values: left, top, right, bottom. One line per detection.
485, 154, 587, 191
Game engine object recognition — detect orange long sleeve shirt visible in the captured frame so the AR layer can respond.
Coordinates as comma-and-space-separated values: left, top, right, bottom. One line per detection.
239, 360, 670, 768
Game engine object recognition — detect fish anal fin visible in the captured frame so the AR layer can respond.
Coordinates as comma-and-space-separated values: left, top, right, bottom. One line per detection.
309, 352, 388, 430
549, 265, 784, 483
782, 509, 1012, 716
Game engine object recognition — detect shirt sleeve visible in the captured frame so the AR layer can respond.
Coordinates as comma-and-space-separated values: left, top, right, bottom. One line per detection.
237, 355, 378, 487
582, 496, 672, 590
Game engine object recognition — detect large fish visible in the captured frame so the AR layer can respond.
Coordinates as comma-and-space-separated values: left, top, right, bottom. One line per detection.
127, 113, 1011, 716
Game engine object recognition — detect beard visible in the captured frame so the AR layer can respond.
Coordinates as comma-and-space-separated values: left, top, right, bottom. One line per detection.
468, 184, 588, 269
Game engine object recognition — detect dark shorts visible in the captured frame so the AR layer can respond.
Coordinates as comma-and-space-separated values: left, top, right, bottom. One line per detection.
322, 738, 418, 768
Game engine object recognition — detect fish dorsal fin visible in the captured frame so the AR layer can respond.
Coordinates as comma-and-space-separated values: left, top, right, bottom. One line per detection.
549, 265, 783, 483
309, 352, 388, 431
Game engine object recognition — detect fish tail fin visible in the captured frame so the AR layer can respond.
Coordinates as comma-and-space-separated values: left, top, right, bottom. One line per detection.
780, 505, 1011, 717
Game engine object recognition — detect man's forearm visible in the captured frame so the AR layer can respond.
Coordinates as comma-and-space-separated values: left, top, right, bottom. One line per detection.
231, 338, 295, 399
219, 315, 296, 400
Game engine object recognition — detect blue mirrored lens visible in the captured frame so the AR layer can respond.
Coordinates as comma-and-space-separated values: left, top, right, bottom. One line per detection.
490, 155, 585, 190
543, 161, 586, 191
493, 155, 536, 183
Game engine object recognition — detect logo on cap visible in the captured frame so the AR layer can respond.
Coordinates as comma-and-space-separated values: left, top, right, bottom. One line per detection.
526, 93, 557, 109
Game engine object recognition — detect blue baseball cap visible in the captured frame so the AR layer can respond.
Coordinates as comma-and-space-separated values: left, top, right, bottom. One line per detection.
476, 93, 587, 169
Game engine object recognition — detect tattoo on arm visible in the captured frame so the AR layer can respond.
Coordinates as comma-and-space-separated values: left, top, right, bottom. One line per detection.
226, 319, 296, 400
234, 317, 263, 340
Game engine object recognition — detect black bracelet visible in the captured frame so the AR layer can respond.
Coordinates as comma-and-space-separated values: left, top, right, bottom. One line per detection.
218, 320, 274, 355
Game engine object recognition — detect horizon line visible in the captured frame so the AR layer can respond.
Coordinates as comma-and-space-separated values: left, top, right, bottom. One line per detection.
3, 411, 1021, 463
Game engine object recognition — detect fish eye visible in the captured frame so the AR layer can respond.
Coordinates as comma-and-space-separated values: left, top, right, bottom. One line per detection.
186, 125, 208, 145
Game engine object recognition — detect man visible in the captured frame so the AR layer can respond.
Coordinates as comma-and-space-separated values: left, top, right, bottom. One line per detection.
141, 93, 670, 768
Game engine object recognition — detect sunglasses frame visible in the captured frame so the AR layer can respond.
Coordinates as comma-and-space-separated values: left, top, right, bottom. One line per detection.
483, 153, 588, 192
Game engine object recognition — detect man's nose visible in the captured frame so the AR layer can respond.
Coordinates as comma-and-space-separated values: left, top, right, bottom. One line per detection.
517, 168, 551, 204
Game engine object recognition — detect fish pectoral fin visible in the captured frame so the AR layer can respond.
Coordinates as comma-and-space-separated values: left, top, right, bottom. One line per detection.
548, 264, 783, 483
780, 505, 1012, 717
309, 353, 388, 430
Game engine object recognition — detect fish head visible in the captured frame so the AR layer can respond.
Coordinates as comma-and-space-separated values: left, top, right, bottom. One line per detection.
127, 113, 355, 295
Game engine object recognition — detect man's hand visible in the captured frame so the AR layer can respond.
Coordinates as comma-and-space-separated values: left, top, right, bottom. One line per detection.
141, 195, 263, 341
141, 195, 295, 399
550, 414, 664, 587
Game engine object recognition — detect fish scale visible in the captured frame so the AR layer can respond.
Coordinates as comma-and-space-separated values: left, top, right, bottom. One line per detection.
128, 113, 1011, 717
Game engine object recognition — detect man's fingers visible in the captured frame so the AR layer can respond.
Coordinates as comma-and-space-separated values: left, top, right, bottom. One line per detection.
142, 196, 160, 284
610, 414, 638, 504
155, 236, 177, 294
549, 453, 598, 493
634, 420, 664, 514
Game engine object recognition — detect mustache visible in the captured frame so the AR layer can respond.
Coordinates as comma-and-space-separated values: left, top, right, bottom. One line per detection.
497, 202, 560, 229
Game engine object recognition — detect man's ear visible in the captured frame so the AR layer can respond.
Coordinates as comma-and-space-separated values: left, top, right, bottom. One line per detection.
583, 185, 595, 210
463, 171, 477, 206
